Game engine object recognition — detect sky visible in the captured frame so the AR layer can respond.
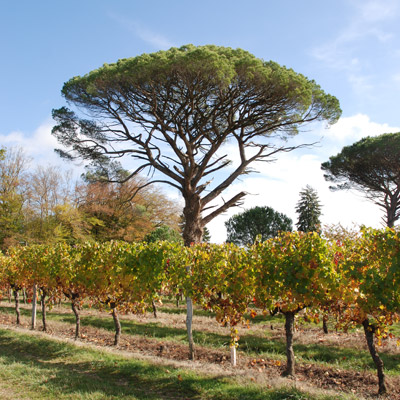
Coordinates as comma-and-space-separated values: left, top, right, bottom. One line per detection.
1, 0, 400, 242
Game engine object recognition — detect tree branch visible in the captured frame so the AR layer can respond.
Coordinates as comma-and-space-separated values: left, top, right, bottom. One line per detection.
201, 192, 246, 226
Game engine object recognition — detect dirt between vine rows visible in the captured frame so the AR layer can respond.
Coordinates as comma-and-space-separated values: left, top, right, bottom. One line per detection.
0, 309, 399, 399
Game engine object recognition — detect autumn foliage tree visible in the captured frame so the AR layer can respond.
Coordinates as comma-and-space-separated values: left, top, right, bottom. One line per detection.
0, 147, 30, 250
76, 175, 181, 242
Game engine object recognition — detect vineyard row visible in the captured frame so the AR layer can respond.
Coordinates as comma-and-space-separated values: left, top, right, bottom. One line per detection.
0, 228, 399, 395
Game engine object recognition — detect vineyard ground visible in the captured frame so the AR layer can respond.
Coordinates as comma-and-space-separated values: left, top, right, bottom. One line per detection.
0, 300, 399, 399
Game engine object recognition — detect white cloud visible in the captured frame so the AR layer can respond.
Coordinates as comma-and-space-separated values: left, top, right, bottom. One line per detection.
347, 73, 374, 97
206, 114, 400, 243
135, 24, 175, 50
357, 0, 398, 23
327, 0, 397, 47
324, 113, 399, 143
311, 0, 398, 95
393, 73, 400, 83
0, 120, 82, 172
208, 114, 399, 177
108, 13, 175, 50
1, 120, 53, 152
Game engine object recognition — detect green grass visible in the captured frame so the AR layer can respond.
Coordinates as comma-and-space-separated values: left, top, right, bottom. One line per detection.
158, 306, 216, 318
157, 302, 285, 325
0, 328, 347, 400
389, 322, 400, 337
1, 303, 400, 376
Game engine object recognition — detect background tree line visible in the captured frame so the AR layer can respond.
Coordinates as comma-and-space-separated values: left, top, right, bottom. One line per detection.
225, 185, 323, 247
0, 146, 182, 251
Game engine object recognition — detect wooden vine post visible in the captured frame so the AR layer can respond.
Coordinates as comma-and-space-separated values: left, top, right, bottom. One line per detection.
31, 284, 37, 330
185, 265, 195, 360
13, 286, 21, 325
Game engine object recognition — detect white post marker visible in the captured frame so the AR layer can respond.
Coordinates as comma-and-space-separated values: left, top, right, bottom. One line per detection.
230, 327, 238, 367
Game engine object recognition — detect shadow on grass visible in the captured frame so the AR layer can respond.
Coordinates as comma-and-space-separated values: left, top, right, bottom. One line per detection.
240, 333, 400, 373
158, 306, 215, 318
2, 304, 400, 376
0, 329, 327, 400
157, 305, 286, 326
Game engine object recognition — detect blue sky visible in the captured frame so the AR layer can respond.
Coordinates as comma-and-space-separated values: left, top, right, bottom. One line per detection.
1, 0, 400, 241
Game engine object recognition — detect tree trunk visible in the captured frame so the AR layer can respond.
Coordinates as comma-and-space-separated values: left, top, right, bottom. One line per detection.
23, 288, 27, 304
322, 314, 329, 334
13, 289, 20, 325
386, 193, 397, 228
71, 299, 80, 340
111, 306, 121, 346
41, 289, 47, 332
283, 311, 296, 376
362, 319, 387, 395
176, 291, 183, 307
31, 284, 37, 330
175, 291, 183, 307
182, 196, 203, 247
151, 299, 157, 318
181, 195, 203, 360
8, 288, 12, 303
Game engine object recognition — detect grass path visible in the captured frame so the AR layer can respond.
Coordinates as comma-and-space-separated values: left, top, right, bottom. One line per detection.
1, 302, 399, 375
0, 300, 399, 398
0, 326, 346, 400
